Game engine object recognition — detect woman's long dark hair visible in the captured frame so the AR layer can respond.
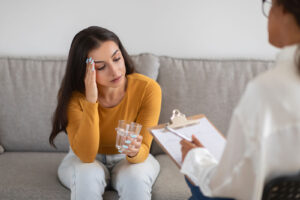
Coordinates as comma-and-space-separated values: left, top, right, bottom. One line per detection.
49, 26, 135, 147
276, 0, 300, 74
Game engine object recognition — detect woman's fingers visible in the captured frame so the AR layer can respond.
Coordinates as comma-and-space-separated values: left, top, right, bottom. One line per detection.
180, 135, 203, 148
86, 58, 95, 78
125, 135, 143, 157
180, 139, 187, 145
85, 57, 92, 82
180, 135, 205, 162
128, 146, 139, 153
136, 135, 143, 143
90, 60, 95, 82
127, 141, 140, 156
180, 138, 199, 162
84, 57, 97, 103
180, 138, 194, 148
129, 135, 142, 149
181, 139, 189, 162
191, 135, 203, 147
85, 57, 94, 74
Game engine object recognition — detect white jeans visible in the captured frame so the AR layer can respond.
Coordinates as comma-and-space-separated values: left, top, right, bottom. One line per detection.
58, 147, 160, 200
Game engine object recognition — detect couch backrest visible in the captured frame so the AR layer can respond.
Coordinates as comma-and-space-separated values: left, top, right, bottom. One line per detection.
0, 57, 68, 152
0, 55, 274, 154
151, 57, 274, 155
0, 54, 160, 152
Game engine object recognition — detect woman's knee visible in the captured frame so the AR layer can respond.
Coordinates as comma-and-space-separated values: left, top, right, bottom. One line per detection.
114, 169, 154, 200
70, 162, 108, 200
74, 162, 107, 186
113, 155, 160, 192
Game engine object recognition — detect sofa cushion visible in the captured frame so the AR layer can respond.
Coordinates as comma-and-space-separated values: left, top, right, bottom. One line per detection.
0, 152, 189, 200
152, 57, 274, 155
131, 53, 160, 80
0, 152, 69, 199
152, 154, 191, 200
0, 152, 120, 200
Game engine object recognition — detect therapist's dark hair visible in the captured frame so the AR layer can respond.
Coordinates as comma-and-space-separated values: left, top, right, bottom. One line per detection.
49, 26, 135, 147
276, 0, 300, 74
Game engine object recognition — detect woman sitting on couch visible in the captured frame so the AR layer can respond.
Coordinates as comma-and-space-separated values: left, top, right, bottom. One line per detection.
49, 26, 161, 200
180, 0, 300, 199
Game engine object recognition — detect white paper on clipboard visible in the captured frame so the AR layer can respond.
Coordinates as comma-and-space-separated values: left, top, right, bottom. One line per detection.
150, 117, 226, 167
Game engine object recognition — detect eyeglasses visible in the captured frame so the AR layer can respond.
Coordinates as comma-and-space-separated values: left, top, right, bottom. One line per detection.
262, 0, 272, 17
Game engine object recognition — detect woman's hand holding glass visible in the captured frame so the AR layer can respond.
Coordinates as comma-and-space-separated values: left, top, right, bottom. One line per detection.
125, 135, 143, 157
84, 57, 98, 103
115, 120, 143, 157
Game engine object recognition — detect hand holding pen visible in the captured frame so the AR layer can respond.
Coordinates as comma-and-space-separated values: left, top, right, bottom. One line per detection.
180, 135, 203, 162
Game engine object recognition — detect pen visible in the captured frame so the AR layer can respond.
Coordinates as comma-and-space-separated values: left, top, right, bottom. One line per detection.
166, 126, 192, 142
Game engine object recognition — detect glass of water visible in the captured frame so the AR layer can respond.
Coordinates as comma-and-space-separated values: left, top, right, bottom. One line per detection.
115, 120, 128, 152
128, 122, 142, 140
115, 120, 142, 153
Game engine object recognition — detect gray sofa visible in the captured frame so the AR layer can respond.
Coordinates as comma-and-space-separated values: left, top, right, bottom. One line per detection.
0, 54, 274, 200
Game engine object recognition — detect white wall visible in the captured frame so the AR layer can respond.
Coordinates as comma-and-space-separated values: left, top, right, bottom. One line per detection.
0, 0, 278, 59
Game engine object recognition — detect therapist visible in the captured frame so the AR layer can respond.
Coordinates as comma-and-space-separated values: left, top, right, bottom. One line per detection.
180, 0, 300, 199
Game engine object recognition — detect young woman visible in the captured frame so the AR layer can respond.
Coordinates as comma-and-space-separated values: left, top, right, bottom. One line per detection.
49, 26, 161, 200
180, 0, 300, 199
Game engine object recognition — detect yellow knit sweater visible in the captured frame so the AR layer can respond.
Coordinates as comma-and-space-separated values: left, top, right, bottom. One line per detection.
66, 73, 162, 164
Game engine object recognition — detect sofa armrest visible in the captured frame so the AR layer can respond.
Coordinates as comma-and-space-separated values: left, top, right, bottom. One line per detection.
0, 145, 4, 154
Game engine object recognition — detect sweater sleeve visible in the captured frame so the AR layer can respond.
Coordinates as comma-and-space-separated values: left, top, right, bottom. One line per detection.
126, 80, 162, 163
66, 93, 100, 163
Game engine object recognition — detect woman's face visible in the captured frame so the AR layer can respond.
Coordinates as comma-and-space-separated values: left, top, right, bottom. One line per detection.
87, 41, 126, 88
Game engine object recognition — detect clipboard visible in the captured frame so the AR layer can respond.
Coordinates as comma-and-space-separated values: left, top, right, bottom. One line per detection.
149, 109, 226, 168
